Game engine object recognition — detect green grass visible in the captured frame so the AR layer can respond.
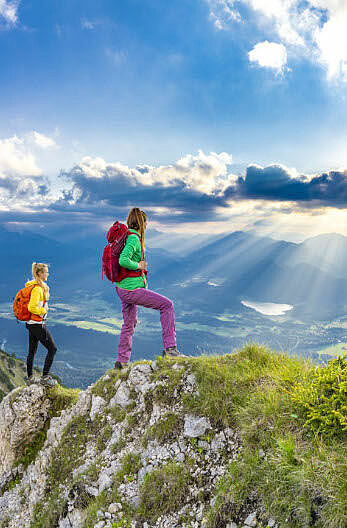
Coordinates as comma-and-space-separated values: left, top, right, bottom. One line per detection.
138, 462, 192, 522
143, 412, 182, 446
187, 345, 347, 528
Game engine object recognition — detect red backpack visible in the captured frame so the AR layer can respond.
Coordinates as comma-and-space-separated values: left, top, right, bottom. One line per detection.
13, 284, 40, 321
102, 221, 145, 283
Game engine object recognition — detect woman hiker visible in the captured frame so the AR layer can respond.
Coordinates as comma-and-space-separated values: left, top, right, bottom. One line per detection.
114, 207, 182, 369
25, 262, 57, 387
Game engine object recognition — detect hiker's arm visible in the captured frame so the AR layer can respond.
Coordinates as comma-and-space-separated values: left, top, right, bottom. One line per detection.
119, 236, 140, 270
28, 287, 47, 316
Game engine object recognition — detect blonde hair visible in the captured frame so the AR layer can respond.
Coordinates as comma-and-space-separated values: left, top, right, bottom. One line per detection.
127, 208, 147, 252
32, 262, 50, 299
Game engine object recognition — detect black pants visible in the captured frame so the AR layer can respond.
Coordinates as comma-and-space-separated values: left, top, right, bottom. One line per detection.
26, 323, 57, 377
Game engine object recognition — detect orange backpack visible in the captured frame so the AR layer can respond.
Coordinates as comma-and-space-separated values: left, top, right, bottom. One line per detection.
13, 284, 40, 321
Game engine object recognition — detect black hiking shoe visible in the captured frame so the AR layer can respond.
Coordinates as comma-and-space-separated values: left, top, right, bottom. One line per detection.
162, 346, 185, 358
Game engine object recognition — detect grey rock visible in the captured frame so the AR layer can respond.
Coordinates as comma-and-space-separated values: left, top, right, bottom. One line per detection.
267, 519, 277, 527
138, 464, 154, 484
175, 452, 185, 462
74, 391, 92, 416
184, 414, 211, 438
109, 384, 133, 409
128, 364, 152, 390
226, 523, 238, 528
98, 471, 112, 493
108, 503, 122, 514
58, 509, 86, 528
90, 396, 106, 421
172, 363, 184, 370
0, 385, 52, 473
211, 432, 225, 451
244, 512, 257, 527
186, 373, 197, 386
85, 486, 99, 497
149, 403, 163, 426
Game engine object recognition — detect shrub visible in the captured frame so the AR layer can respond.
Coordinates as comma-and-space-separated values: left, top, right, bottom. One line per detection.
290, 356, 347, 437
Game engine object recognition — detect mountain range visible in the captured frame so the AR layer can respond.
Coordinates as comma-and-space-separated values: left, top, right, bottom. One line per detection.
2, 226, 346, 317
0, 226, 346, 386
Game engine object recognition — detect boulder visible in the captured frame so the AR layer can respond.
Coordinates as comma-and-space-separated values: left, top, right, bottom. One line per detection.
184, 414, 211, 438
110, 384, 133, 409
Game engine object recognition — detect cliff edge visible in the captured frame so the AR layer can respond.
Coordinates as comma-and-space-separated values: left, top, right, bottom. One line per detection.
0, 345, 345, 528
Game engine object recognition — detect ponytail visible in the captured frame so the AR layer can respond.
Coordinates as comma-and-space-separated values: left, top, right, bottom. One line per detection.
32, 262, 49, 299
126, 208, 147, 252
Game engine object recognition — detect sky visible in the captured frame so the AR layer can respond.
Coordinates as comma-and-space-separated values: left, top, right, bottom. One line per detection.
0, 0, 347, 243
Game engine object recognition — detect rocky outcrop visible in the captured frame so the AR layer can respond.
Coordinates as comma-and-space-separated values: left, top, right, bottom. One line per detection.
0, 385, 52, 474
0, 360, 277, 528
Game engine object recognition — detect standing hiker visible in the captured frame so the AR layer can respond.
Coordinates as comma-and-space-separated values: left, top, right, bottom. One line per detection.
114, 207, 182, 369
25, 262, 57, 387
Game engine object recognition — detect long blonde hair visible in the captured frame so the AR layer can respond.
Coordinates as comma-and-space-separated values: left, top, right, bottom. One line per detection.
32, 262, 50, 299
126, 208, 147, 252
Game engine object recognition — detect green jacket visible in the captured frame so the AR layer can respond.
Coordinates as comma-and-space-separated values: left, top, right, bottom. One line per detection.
116, 229, 147, 290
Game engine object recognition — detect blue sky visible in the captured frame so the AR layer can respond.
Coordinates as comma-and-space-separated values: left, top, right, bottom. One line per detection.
1, 0, 347, 242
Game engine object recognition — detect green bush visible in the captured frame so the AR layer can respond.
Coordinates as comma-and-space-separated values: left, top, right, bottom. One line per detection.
290, 356, 347, 437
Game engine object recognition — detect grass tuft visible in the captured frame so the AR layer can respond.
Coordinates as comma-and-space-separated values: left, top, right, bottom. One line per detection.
138, 462, 191, 522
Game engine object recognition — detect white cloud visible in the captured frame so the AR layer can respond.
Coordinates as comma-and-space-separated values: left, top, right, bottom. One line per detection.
81, 18, 96, 30
312, 2, 347, 79
0, 132, 59, 211
0, 135, 41, 178
74, 150, 234, 196
206, 0, 347, 80
207, 0, 241, 30
0, 0, 19, 25
32, 131, 56, 149
248, 41, 287, 72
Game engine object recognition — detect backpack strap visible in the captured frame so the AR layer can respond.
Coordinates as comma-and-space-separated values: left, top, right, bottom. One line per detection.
126, 230, 145, 278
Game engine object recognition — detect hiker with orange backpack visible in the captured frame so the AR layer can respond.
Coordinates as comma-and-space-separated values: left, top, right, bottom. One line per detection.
103, 208, 183, 369
14, 263, 57, 387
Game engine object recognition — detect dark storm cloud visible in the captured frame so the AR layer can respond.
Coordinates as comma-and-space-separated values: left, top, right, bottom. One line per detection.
231, 165, 347, 207
57, 159, 347, 220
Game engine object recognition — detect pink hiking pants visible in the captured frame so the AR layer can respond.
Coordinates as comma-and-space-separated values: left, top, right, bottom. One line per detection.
116, 287, 177, 363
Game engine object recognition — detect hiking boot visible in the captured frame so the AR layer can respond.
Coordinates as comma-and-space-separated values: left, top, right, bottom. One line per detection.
162, 346, 184, 358
114, 361, 129, 370
40, 375, 57, 388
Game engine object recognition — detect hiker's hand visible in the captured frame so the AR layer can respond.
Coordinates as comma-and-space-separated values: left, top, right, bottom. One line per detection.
138, 260, 147, 271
